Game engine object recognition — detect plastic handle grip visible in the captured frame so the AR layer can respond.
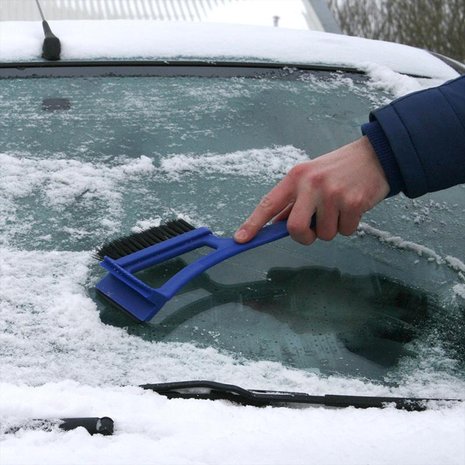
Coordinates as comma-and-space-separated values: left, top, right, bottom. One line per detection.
98, 216, 316, 321
156, 219, 311, 299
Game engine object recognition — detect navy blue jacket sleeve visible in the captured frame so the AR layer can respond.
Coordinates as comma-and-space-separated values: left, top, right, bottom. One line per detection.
361, 75, 465, 198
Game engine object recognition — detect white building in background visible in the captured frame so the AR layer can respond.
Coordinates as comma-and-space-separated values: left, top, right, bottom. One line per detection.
0, 0, 340, 32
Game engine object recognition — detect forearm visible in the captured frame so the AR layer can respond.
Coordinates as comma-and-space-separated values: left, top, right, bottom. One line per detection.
362, 75, 465, 198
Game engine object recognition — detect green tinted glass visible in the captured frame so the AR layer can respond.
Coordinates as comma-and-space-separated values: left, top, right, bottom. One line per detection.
1, 70, 463, 384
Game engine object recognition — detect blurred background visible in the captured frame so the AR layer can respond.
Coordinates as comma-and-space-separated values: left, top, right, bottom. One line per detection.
327, 0, 464, 63
1, 0, 463, 62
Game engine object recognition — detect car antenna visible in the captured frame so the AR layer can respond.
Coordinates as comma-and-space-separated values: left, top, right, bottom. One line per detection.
35, 0, 61, 61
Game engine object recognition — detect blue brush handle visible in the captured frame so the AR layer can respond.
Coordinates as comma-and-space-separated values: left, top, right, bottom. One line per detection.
99, 216, 316, 321
156, 216, 316, 301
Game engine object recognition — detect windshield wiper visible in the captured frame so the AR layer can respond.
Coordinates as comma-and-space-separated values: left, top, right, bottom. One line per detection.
3, 417, 114, 436
140, 380, 463, 412
4, 382, 460, 435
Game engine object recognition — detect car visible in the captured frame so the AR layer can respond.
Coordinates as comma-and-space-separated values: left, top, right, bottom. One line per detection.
0, 18, 464, 465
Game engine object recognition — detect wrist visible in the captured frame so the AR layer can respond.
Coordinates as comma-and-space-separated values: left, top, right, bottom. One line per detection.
362, 121, 404, 197
356, 135, 390, 201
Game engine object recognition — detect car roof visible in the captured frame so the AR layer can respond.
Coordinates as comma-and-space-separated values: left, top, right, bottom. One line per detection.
0, 20, 459, 79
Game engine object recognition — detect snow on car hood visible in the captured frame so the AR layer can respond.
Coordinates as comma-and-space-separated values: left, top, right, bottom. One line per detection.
0, 20, 459, 79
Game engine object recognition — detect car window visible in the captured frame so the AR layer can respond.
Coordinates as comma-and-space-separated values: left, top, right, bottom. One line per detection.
0, 69, 383, 251
1, 68, 463, 385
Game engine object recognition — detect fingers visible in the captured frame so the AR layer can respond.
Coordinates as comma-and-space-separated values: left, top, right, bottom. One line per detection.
234, 170, 344, 244
234, 178, 294, 243
234, 136, 383, 245
338, 208, 362, 236
235, 188, 362, 245
286, 189, 317, 245
272, 203, 293, 223
315, 202, 339, 241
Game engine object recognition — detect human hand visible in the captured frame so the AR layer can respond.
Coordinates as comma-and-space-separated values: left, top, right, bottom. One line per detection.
234, 136, 390, 245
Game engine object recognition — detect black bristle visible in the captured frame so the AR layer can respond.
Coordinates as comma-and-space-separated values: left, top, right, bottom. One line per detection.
114, 239, 134, 256
147, 228, 169, 242
178, 218, 195, 232
136, 234, 153, 249
125, 236, 145, 252
168, 223, 186, 235
94, 219, 197, 261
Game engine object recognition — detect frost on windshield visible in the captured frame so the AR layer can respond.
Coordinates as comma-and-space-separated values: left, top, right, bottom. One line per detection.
0, 72, 384, 249
0, 72, 463, 397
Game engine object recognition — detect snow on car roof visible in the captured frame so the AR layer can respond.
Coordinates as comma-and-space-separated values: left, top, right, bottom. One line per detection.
0, 20, 459, 79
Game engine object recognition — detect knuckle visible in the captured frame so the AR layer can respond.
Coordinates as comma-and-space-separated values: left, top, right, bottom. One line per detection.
289, 162, 324, 187
287, 220, 315, 245
306, 169, 325, 188
344, 195, 366, 213
258, 194, 274, 211
286, 218, 306, 237
242, 218, 258, 231
328, 185, 344, 201
288, 163, 307, 179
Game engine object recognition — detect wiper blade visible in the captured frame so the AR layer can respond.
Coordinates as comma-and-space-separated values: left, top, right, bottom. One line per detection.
140, 380, 463, 412
4, 417, 114, 435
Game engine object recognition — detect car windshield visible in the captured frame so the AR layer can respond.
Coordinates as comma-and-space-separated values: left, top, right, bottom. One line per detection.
1, 67, 464, 392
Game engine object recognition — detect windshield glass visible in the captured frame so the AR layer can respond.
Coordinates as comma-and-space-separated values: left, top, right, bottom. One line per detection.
1, 69, 463, 393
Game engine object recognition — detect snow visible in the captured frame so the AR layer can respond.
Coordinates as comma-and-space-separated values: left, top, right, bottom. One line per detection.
0, 153, 154, 205
358, 223, 444, 265
1, 382, 464, 465
445, 256, 465, 274
0, 21, 459, 80
362, 63, 425, 97
0, 153, 156, 242
160, 146, 308, 180
453, 284, 465, 299
1, 151, 464, 463
1, 19, 464, 465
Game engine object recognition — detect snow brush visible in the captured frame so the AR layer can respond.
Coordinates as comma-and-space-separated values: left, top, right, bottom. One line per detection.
95, 218, 315, 322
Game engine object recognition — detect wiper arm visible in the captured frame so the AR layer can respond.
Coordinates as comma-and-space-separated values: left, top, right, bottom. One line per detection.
140, 380, 463, 412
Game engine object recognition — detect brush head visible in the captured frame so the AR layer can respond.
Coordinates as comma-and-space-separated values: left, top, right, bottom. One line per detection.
95, 218, 196, 261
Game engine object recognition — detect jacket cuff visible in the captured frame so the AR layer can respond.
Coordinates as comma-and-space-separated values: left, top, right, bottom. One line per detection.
361, 120, 404, 197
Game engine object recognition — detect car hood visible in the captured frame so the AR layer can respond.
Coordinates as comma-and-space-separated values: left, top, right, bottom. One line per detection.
0, 20, 459, 79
